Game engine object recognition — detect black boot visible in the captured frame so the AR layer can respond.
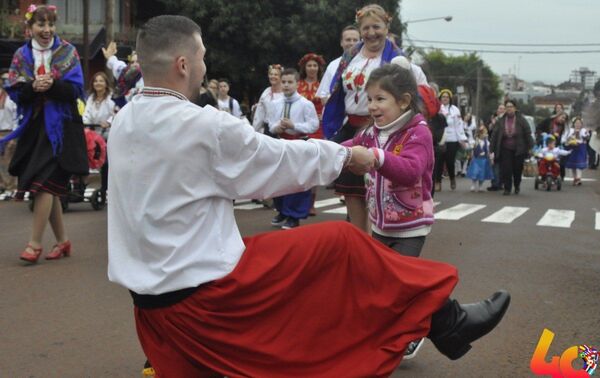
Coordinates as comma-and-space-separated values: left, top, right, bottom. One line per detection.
428, 290, 510, 360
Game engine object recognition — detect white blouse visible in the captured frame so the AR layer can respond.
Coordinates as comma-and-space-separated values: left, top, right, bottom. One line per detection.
342, 52, 382, 115
83, 95, 116, 140
252, 87, 284, 132
440, 104, 467, 143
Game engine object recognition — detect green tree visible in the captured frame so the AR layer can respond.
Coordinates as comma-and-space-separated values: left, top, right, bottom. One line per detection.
420, 50, 501, 122
155, 0, 402, 107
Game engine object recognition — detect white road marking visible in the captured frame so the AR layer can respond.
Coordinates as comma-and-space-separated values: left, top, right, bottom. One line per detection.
324, 206, 348, 215
234, 203, 265, 210
482, 206, 529, 224
536, 209, 576, 228
314, 198, 344, 208
595, 212, 600, 231
435, 203, 486, 220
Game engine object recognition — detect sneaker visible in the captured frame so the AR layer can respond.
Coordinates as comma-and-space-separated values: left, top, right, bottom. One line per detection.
281, 218, 299, 229
470, 184, 475, 192
486, 186, 499, 192
271, 213, 287, 226
404, 338, 425, 360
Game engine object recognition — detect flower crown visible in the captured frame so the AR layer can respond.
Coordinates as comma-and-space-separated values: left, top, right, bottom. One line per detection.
297, 53, 325, 68
268, 64, 283, 72
355, 8, 392, 24
25, 4, 57, 21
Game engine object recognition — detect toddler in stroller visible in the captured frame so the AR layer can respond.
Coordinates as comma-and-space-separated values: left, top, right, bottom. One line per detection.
535, 135, 570, 191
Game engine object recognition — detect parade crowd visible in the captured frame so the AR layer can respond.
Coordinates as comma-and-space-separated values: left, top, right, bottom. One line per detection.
0, 3, 598, 377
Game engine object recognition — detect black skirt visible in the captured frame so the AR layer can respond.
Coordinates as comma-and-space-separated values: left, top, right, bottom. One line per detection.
9, 114, 70, 200
331, 122, 366, 197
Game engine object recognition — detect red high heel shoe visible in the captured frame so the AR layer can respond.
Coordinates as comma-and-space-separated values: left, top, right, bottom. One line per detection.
45, 240, 72, 260
20, 244, 43, 263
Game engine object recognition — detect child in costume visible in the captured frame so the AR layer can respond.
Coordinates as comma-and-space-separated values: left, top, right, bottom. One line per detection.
562, 117, 589, 185
266, 68, 319, 229
537, 135, 571, 178
467, 124, 494, 192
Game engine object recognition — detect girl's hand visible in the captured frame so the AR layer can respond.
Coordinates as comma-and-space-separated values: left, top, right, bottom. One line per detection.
100, 121, 110, 129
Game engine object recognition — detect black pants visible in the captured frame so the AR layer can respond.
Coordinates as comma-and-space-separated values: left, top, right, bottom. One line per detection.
434, 142, 460, 182
372, 233, 426, 257
499, 148, 525, 192
100, 160, 108, 193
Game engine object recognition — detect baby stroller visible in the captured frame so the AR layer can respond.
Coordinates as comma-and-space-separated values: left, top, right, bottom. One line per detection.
534, 153, 562, 191
28, 127, 107, 212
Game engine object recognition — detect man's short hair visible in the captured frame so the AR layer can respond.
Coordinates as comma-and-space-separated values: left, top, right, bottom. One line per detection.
281, 68, 299, 81
218, 78, 230, 85
340, 25, 359, 40
136, 15, 202, 78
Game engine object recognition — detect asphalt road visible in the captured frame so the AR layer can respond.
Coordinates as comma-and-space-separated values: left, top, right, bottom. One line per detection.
0, 170, 598, 377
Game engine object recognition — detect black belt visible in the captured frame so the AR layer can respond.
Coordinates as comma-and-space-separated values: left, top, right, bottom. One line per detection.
130, 285, 201, 309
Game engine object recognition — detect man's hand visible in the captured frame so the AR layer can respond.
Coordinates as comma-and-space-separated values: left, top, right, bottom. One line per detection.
347, 146, 375, 175
102, 41, 117, 60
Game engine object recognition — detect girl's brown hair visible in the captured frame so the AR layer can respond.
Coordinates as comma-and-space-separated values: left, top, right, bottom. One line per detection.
366, 63, 420, 115
26, 5, 57, 27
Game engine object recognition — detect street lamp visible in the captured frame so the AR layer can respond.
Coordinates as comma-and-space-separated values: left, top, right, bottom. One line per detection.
400, 15, 452, 50
403, 16, 453, 24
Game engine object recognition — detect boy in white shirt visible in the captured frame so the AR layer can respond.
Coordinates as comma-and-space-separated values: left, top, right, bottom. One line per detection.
266, 68, 319, 229
217, 78, 243, 118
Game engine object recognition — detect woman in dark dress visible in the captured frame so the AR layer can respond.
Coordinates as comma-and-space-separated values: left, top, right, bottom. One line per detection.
0, 5, 87, 263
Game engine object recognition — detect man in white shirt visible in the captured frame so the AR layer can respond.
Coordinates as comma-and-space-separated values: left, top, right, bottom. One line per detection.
108, 15, 510, 377
316, 25, 360, 103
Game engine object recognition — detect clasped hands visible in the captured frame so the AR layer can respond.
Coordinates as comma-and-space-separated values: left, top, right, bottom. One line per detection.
274, 118, 294, 134
347, 146, 376, 175
32, 73, 53, 92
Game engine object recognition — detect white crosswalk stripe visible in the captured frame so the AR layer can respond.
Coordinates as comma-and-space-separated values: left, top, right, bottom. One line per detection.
536, 209, 576, 228
324, 207, 348, 215
314, 198, 343, 208
596, 212, 600, 231
482, 206, 529, 224
434, 203, 487, 220
235, 203, 265, 210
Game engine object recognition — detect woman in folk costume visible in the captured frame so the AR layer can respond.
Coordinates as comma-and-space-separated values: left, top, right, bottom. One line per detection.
322, 4, 403, 232
0, 4, 87, 263
298, 52, 326, 215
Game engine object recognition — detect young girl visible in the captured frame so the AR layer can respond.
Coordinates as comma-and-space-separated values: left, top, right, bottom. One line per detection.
562, 117, 589, 185
344, 63, 434, 258
466, 124, 494, 192
343, 63, 434, 360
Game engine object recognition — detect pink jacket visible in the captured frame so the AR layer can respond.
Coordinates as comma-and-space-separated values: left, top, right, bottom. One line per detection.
346, 113, 434, 232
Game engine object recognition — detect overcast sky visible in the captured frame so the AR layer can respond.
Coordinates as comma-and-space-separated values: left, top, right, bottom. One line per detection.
400, 0, 600, 85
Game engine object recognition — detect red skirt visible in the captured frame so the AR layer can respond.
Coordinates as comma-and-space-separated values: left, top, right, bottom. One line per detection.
135, 221, 457, 378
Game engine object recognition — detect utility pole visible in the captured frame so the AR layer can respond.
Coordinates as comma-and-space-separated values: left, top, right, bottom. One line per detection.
83, 0, 90, 80
106, 0, 115, 43
475, 65, 482, 122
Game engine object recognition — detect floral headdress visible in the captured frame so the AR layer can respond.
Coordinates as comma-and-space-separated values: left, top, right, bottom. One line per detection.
297, 53, 325, 68
355, 6, 392, 25
268, 64, 283, 72
25, 4, 57, 22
